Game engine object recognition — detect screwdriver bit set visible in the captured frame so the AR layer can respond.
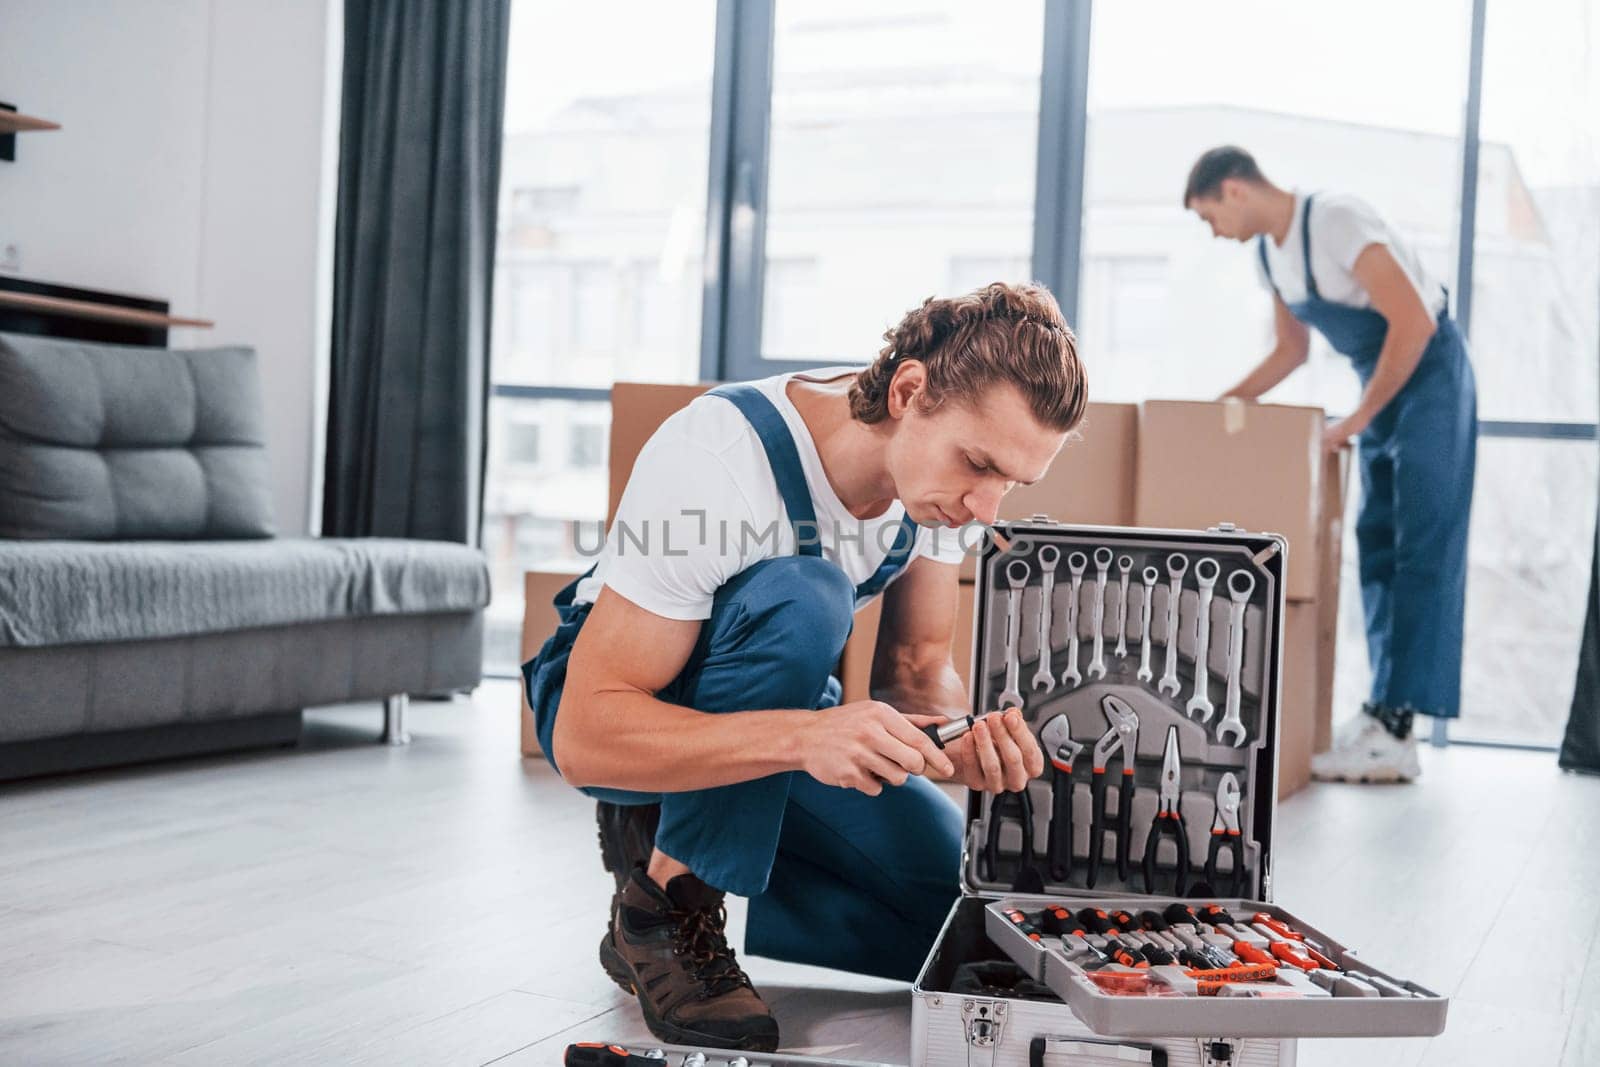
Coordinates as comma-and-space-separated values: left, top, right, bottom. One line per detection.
910, 520, 1448, 1064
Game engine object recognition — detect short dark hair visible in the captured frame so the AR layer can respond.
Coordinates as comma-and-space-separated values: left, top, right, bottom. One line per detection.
1183, 146, 1266, 206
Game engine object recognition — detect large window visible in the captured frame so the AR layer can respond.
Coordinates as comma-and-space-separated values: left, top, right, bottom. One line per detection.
482, 0, 716, 672
1081, 0, 1468, 410
486, 0, 1600, 752
760, 0, 1045, 365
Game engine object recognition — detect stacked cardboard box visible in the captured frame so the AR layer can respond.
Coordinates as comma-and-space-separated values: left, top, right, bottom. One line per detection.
524, 384, 1346, 795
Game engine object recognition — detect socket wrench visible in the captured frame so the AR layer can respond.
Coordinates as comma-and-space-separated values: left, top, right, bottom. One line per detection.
1185, 557, 1219, 722
1157, 553, 1188, 697
997, 558, 1029, 712
1136, 566, 1158, 682
1060, 551, 1087, 688
1087, 547, 1113, 679
1031, 546, 1059, 693
1217, 569, 1255, 746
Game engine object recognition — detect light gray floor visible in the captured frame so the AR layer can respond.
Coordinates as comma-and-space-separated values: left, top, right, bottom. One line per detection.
2, 680, 1596, 1066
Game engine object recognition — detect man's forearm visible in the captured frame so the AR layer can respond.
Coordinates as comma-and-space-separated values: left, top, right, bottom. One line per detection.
555, 690, 814, 793
1224, 343, 1301, 400
1353, 322, 1433, 425
871, 654, 969, 720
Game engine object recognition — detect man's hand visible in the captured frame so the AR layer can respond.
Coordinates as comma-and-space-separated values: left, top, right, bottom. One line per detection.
909, 707, 1043, 793
1323, 414, 1367, 456
800, 700, 957, 796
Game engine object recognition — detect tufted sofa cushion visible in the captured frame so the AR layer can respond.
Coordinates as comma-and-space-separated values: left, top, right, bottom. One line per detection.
0, 332, 275, 540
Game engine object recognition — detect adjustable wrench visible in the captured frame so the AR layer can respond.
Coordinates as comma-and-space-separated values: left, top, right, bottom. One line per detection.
1113, 554, 1133, 658
1060, 551, 1087, 689
1041, 713, 1083, 881
998, 558, 1029, 712
1087, 547, 1112, 679
1186, 557, 1219, 722
1030, 546, 1060, 694
1217, 569, 1255, 746
1136, 566, 1157, 683
1157, 553, 1188, 697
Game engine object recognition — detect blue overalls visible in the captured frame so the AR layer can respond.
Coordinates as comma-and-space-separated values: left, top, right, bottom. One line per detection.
522, 382, 966, 981
1259, 195, 1478, 718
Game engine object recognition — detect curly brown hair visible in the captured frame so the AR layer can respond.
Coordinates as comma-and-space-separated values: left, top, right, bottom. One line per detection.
848, 282, 1088, 433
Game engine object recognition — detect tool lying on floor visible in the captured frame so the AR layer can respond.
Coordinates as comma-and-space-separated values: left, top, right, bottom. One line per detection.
1040, 714, 1083, 881
1141, 725, 1190, 895
1204, 772, 1245, 896
1060, 550, 1087, 689
998, 558, 1029, 713
1086, 694, 1139, 888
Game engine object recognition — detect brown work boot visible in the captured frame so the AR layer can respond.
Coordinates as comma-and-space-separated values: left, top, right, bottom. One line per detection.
596, 800, 661, 891
599, 866, 779, 1052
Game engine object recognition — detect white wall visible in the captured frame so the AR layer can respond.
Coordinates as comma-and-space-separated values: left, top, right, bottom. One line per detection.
0, 0, 341, 536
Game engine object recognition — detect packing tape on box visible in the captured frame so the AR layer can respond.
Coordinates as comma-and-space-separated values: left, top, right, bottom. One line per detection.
1222, 396, 1247, 435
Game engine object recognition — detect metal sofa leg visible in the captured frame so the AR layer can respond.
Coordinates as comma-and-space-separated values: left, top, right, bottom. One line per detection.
381, 694, 411, 746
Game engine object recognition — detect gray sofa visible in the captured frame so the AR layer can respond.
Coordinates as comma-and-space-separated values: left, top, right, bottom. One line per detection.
0, 331, 488, 779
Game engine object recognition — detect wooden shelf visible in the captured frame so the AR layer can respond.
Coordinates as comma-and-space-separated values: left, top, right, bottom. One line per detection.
0, 290, 212, 329
0, 112, 60, 134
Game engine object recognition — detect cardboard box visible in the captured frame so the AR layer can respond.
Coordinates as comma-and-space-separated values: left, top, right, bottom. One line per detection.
958, 401, 1138, 580
1134, 400, 1324, 601
1278, 600, 1320, 798
520, 570, 582, 758
609, 382, 712, 524
1314, 448, 1352, 753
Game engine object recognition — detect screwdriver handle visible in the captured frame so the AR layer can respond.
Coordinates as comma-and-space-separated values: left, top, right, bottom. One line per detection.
1253, 912, 1304, 941
1267, 939, 1320, 971
1231, 940, 1277, 967
564, 1044, 656, 1067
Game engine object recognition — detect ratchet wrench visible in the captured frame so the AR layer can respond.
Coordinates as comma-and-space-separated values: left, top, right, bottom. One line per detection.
997, 558, 1029, 712
1136, 566, 1158, 683
1113, 554, 1133, 659
1060, 551, 1087, 689
1157, 553, 1188, 697
1087, 547, 1113, 679
1217, 569, 1255, 746
1031, 546, 1060, 694
1186, 558, 1220, 722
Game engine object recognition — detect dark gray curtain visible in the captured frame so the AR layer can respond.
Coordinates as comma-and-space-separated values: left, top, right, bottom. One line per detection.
1560, 534, 1600, 772
323, 0, 510, 543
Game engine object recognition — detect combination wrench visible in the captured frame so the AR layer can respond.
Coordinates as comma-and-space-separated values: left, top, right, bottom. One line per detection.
1186, 557, 1220, 722
1157, 553, 1188, 697
1087, 547, 1113, 679
1217, 568, 1255, 746
1136, 565, 1158, 683
997, 558, 1029, 712
1030, 546, 1060, 694
1060, 551, 1087, 688
1113, 554, 1133, 658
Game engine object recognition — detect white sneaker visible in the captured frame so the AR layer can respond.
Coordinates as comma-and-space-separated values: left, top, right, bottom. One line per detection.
1311, 715, 1421, 783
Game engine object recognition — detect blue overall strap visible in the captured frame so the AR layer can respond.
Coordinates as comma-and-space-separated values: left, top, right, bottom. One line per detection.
853, 512, 919, 601
706, 383, 822, 557
1300, 194, 1320, 300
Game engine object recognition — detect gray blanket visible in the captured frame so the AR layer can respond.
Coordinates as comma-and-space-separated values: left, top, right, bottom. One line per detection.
0, 538, 490, 648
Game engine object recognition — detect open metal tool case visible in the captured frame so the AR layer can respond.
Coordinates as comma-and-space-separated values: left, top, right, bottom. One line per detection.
911, 520, 1448, 1067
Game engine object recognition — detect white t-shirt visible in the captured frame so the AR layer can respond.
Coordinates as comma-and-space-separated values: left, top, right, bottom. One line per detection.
1255, 191, 1446, 317
573, 367, 970, 621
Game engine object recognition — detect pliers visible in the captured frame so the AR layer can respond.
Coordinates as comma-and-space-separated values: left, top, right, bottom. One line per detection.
1141, 725, 1189, 895
1086, 694, 1139, 889
1205, 772, 1245, 896
981, 788, 1036, 886
1040, 714, 1084, 882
